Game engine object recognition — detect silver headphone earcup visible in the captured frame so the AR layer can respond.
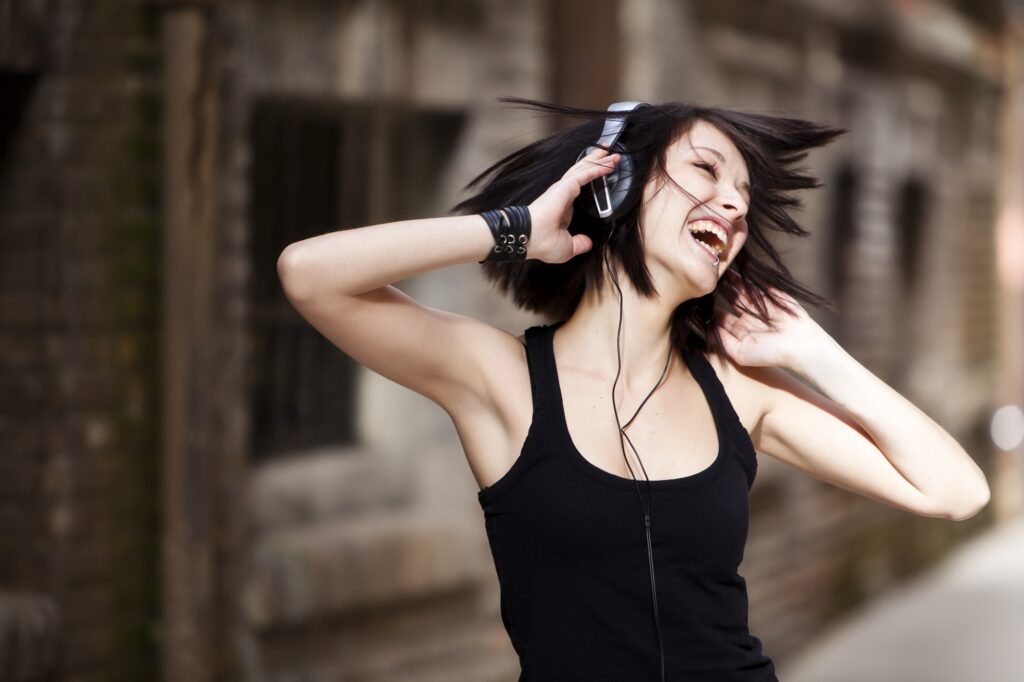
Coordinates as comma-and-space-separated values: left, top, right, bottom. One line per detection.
578, 141, 634, 221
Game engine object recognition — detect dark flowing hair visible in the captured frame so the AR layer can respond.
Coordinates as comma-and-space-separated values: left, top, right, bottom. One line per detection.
450, 97, 846, 363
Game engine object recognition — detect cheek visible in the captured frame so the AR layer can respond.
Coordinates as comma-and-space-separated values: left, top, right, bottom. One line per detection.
727, 232, 747, 258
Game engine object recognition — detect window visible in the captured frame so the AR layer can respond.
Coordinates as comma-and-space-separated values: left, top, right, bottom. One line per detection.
894, 177, 927, 296
825, 162, 858, 342
0, 70, 36, 186
891, 176, 930, 384
247, 97, 466, 461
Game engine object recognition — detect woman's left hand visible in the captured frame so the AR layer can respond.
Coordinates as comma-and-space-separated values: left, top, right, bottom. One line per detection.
713, 277, 826, 369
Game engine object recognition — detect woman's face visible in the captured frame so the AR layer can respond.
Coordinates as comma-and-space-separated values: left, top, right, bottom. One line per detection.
640, 119, 750, 294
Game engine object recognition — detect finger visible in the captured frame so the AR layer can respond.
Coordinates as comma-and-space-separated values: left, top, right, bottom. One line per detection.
713, 309, 740, 340
574, 148, 616, 171
558, 161, 614, 197
580, 150, 617, 168
571, 233, 593, 257
718, 309, 748, 340
571, 153, 619, 184
718, 319, 742, 343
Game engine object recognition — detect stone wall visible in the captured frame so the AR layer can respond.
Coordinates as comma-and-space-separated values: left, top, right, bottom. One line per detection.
0, 0, 161, 680
0, 0, 1010, 680
685, 0, 1004, 658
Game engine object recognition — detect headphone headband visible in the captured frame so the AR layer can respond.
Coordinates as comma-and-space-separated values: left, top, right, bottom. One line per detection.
580, 100, 651, 220
594, 100, 650, 150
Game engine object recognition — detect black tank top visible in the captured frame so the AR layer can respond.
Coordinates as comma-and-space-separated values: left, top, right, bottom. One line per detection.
477, 320, 778, 681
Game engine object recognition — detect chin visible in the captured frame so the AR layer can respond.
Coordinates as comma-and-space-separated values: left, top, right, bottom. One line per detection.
677, 257, 720, 295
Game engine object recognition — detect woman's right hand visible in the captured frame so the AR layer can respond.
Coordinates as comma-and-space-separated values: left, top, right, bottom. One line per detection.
527, 147, 620, 264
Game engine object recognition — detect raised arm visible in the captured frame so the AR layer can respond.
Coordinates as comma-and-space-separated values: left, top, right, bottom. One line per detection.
714, 283, 991, 522
275, 148, 621, 417
277, 214, 513, 417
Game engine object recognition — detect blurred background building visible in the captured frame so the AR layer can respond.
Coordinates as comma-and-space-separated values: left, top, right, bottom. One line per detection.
1, 0, 1022, 681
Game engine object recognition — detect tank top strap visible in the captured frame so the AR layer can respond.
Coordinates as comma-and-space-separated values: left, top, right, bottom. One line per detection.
683, 347, 759, 486
681, 348, 730, 411
521, 321, 564, 411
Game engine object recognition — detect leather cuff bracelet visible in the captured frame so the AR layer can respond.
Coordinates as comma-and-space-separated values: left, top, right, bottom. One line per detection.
478, 205, 531, 263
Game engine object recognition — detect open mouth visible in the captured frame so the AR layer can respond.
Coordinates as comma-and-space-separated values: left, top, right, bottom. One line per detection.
686, 220, 727, 266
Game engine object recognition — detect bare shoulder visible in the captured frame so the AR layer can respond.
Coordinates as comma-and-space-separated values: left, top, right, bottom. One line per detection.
447, 328, 534, 491
704, 350, 829, 451
448, 327, 528, 419
279, 267, 533, 490
701, 349, 773, 437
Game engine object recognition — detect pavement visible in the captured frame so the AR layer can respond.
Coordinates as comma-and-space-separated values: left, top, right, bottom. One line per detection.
776, 514, 1024, 682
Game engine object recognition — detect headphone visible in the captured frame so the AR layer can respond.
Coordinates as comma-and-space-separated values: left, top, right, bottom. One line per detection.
578, 101, 672, 682
576, 100, 648, 220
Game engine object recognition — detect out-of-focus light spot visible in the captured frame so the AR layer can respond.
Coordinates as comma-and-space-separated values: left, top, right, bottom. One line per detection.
995, 207, 1024, 292
991, 404, 1024, 451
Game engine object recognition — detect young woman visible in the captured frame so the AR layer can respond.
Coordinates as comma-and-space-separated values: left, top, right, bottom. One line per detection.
276, 98, 991, 681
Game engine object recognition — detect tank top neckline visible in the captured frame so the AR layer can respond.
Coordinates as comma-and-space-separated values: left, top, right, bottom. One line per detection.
546, 318, 732, 491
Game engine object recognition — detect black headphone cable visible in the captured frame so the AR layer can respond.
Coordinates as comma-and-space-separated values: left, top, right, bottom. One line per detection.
602, 219, 673, 682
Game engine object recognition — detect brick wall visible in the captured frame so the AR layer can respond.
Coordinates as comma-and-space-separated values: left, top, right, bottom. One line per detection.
211, 0, 1007, 678
0, 1, 1009, 681
0, 0, 161, 680
690, 0, 1005, 665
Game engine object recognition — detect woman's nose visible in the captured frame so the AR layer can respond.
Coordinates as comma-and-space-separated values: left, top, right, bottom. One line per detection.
720, 200, 745, 220
721, 191, 748, 218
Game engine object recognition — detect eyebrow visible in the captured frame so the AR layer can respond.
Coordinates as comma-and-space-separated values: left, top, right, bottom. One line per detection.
690, 146, 751, 199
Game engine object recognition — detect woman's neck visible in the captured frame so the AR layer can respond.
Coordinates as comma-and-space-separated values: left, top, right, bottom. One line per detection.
555, 277, 691, 394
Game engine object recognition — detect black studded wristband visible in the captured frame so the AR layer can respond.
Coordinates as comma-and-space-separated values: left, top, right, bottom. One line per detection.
478, 205, 531, 264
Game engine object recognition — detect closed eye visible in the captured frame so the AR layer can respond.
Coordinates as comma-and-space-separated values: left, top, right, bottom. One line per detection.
693, 161, 719, 180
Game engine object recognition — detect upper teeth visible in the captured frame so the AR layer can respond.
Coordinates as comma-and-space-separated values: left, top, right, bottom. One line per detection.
687, 220, 728, 255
